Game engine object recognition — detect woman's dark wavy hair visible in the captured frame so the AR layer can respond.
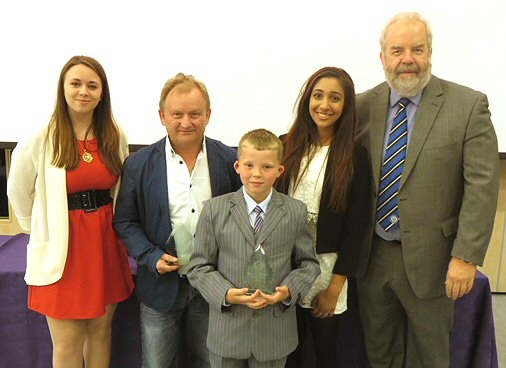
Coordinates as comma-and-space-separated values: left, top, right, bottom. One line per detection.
275, 66, 356, 212
48, 55, 122, 173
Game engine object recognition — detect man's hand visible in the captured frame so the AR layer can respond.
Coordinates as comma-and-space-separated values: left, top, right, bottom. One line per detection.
156, 253, 180, 274
445, 257, 477, 300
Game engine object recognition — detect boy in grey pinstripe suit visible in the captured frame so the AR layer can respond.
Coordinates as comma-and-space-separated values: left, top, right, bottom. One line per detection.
188, 129, 320, 368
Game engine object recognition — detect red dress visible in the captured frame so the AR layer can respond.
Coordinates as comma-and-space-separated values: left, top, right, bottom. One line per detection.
28, 139, 134, 319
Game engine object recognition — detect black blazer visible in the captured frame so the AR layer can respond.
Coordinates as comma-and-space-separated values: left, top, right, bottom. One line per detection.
279, 137, 372, 276
316, 144, 372, 276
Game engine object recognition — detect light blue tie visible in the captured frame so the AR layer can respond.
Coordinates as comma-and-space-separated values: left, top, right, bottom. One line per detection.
376, 98, 410, 231
253, 206, 264, 233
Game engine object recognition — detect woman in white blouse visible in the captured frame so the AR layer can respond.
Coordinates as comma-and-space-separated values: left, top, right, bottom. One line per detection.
276, 67, 371, 368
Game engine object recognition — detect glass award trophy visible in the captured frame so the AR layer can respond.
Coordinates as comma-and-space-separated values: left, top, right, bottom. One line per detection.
165, 223, 194, 265
244, 244, 274, 294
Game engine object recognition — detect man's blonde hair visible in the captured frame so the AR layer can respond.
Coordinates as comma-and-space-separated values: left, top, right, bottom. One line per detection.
159, 72, 211, 111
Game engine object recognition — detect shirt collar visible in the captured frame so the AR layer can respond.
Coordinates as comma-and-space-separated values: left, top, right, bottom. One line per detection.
242, 187, 272, 214
389, 89, 423, 108
165, 135, 207, 158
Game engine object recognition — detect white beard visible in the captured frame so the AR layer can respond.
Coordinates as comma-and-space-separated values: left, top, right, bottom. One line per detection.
384, 65, 432, 97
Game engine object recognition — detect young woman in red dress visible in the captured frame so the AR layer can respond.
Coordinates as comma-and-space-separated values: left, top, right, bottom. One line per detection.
8, 55, 134, 368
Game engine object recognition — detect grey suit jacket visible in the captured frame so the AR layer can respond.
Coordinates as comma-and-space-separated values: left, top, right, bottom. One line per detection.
356, 75, 499, 299
187, 188, 320, 361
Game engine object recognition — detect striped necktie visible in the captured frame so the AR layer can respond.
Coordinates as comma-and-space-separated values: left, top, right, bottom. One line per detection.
253, 206, 264, 233
376, 97, 410, 232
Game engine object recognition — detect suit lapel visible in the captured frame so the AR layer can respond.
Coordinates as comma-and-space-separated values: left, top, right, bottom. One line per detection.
151, 139, 171, 236
207, 138, 221, 196
401, 77, 444, 185
369, 84, 391, 191
207, 137, 234, 196
230, 189, 256, 248
257, 190, 285, 245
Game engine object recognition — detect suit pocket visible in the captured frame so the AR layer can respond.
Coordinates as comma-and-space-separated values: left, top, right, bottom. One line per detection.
272, 303, 288, 318
441, 216, 458, 238
424, 141, 458, 151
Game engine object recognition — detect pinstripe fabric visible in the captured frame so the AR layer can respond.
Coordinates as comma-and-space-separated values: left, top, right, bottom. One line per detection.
209, 350, 286, 367
188, 188, 320, 362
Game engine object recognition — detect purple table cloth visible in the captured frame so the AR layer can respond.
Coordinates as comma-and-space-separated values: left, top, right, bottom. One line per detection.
0, 234, 498, 368
0, 233, 141, 368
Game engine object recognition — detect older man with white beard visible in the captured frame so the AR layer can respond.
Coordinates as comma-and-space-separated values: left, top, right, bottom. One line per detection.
355, 11, 499, 368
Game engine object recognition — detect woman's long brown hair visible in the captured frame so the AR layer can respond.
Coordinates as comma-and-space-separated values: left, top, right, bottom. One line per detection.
275, 67, 356, 212
48, 55, 122, 174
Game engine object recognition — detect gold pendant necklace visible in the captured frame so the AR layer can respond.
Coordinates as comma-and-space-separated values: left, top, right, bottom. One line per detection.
82, 150, 94, 163
78, 140, 94, 163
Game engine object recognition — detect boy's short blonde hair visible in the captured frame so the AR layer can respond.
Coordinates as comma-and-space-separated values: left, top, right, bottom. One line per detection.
237, 129, 283, 163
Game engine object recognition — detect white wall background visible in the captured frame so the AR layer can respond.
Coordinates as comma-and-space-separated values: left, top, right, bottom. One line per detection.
1, 0, 505, 150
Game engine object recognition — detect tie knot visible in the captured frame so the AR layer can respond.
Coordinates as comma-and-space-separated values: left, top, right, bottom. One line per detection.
398, 97, 411, 108
253, 206, 263, 215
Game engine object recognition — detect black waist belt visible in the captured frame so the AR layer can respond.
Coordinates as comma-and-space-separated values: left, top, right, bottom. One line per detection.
68, 189, 112, 212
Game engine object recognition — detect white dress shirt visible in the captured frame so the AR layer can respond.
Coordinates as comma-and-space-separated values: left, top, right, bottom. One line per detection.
242, 187, 272, 228
165, 136, 211, 274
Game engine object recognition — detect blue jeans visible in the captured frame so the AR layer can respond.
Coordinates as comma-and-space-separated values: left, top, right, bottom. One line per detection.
140, 277, 210, 368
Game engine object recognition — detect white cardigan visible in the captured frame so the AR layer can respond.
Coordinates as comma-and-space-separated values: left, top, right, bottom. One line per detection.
7, 126, 129, 286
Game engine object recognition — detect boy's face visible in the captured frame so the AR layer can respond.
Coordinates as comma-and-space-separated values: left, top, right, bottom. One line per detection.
234, 145, 285, 203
